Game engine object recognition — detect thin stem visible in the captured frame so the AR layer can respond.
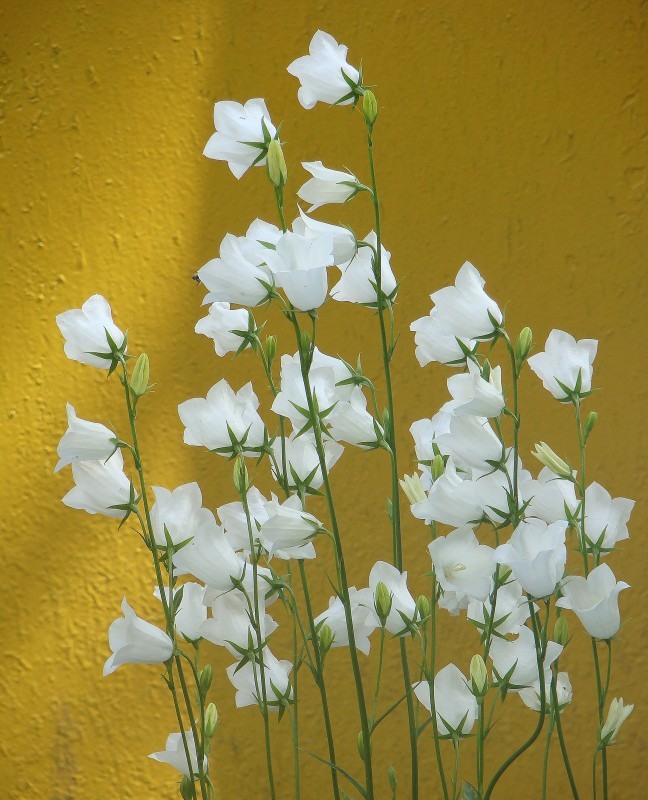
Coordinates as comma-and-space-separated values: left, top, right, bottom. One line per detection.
551, 664, 580, 800
477, 697, 485, 796
287, 564, 301, 800
542, 713, 555, 800
371, 627, 386, 725
428, 565, 450, 800
451, 738, 460, 800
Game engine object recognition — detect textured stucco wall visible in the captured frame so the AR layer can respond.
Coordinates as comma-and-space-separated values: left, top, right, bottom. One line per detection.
1, 1, 646, 798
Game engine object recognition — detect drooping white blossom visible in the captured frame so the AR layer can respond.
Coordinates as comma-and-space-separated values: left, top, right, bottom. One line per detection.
521, 467, 578, 525
103, 598, 173, 676
56, 295, 125, 369
331, 231, 397, 305
258, 494, 321, 559
195, 303, 251, 356
226, 648, 292, 710
314, 588, 379, 655
292, 207, 356, 263
467, 579, 532, 638
489, 626, 562, 691
328, 386, 382, 449
446, 360, 505, 418
271, 432, 344, 491
217, 487, 272, 554
428, 527, 496, 602
154, 582, 207, 642
198, 232, 274, 308
55, 403, 116, 472
520, 671, 573, 713
149, 730, 206, 778
263, 230, 334, 311
494, 519, 567, 599
200, 591, 278, 656
413, 663, 478, 736
287, 30, 361, 109
411, 459, 484, 528
297, 161, 361, 212
556, 564, 629, 640
527, 329, 597, 400
61, 449, 131, 518
203, 99, 276, 179
583, 482, 634, 552
600, 697, 634, 745
365, 561, 417, 636
150, 482, 214, 547
435, 414, 503, 473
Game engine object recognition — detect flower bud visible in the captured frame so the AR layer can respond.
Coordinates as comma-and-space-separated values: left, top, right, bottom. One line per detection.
374, 581, 393, 626
432, 454, 445, 481
515, 326, 533, 363
399, 473, 426, 505
599, 697, 633, 746
362, 89, 378, 126
232, 455, 250, 495
416, 595, 430, 622
319, 623, 334, 654
553, 616, 569, 646
584, 411, 598, 441
199, 664, 213, 695
532, 442, 572, 479
470, 654, 488, 696
180, 776, 195, 800
130, 353, 150, 397
387, 764, 397, 791
266, 138, 287, 188
357, 730, 371, 760
205, 702, 219, 739
265, 335, 277, 367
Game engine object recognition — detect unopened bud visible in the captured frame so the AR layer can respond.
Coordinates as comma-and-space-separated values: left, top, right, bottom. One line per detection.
199, 664, 213, 695
584, 411, 598, 441
416, 595, 430, 622
232, 455, 250, 495
205, 702, 219, 739
470, 654, 488, 696
375, 581, 392, 626
432, 454, 445, 481
266, 138, 287, 188
265, 335, 277, 366
553, 616, 569, 646
130, 353, 150, 397
319, 623, 334, 654
515, 327, 533, 363
399, 472, 426, 505
387, 764, 397, 791
180, 776, 195, 800
599, 697, 633, 746
357, 730, 371, 760
362, 89, 378, 126
532, 442, 572, 479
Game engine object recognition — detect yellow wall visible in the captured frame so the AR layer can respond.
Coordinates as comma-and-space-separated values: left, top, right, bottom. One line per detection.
1, 1, 645, 798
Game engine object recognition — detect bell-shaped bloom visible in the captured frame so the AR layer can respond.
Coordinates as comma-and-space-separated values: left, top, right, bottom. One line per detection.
520, 671, 573, 713
522, 467, 578, 525
287, 30, 360, 109
195, 303, 251, 357
489, 626, 562, 690
414, 663, 478, 736
409, 404, 455, 463
198, 232, 274, 308
56, 294, 125, 369
263, 230, 334, 311
55, 403, 116, 472
154, 582, 207, 642
430, 262, 502, 339
150, 482, 214, 547
226, 647, 292, 710
314, 588, 379, 655
429, 527, 496, 602
292, 207, 356, 264
178, 380, 266, 456
200, 591, 278, 656
600, 697, 634, 745
435, 414, 503, 473
271, 432, 343, 491
297, 161, 360, 212
328, 387, 382, 449
217, 487, 272, 554
447, 361, 505, 418
527, 329, 598, 400
366, 561, 417, 635
494, 520, 567, 599
62, 449, 131, 518
411, 313, 475, 367
556, 564, 629, 639
583, 482, 634, 552
331, 231, 397, 305
438, 590, 470, 616
103, 598, 173, 675
149, 730, 205, 778
473, 454, 532, 524
271, 348, 353, 429
258, 495, 321, 559
203, 98, 276, 179
411, 459, 484, 528
468, 579, 532, 637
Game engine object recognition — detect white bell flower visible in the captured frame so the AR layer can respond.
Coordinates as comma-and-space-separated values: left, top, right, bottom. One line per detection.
198, 231, 274, 308
226, 647, 292, 710
258, 495, 321, 559
103, 598, 173, 675
556, 564, 629, 640
149, 729, 206, 778
520, 671, 573, 713
494, 519, 567, 599
489, 626, 562, 691
297, 161, 361, 212
150, 482, 214, 547
468, 579, 532, 637
366, 561, 417, 636
56, 294, 125, 369
331, 231, 397, 305
429, 527, 496, 602
61, 449, 131, 518
263, 230, 334, 311
292, 207, 356, 264
583, 482, 634, 552
195, 302, 251, 356
271, 431, 343, 491
314, 588, 379, 656
521, 467, 578, 525
55, 403, 116, 472
154, 582, 207, 642
447, 361, 505, 418
200, 591, 278, 656
413, 663, 478, 736
287, 30, 361, 109
328, 386, 382, 449
527, 329, 598, 400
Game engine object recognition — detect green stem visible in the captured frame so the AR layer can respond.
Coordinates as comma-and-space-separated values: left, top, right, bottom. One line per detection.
542, 713, 555, 800
551, 664, 579, 800
451, 738, 460, 800
477, 697, 485, 796
371, 627, 386, 725
286, 563, 300, 800
428, 564, 450, 800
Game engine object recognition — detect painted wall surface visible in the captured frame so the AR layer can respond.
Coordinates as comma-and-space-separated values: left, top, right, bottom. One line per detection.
1, 2, 645, 798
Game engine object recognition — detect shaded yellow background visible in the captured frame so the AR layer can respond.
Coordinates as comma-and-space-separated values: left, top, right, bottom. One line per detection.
1, 1, 646, 798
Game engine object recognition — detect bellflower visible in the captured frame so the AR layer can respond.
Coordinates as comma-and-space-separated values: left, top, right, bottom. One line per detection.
489, 626, 562, 690
292, 206, 356, 263
520, 671, 573, 713
217, 487, 271, 553
55, 403, 116, 472
435, 414, 503, 472
411, 313, 475, 367
103, 598, 173, 676
328, 387, 382, 449
600, 698, 634, 745
263, 230, 334, 311
226, 648, 292, 710
271, 431, 344, 491
314, 588, 379, 655
429, 527, 496, 602
61, 449, 131, 518
149, 730, 206, 778
259, 495, 321, 559
366, 561, 417, 636
447, 360, 505, 418
150, 482, 215, 547
203, 98, 276, 179
430, 262, 502, 339
287, 30, 361, 109
583, 482, 634, 552
56, 294, 125, 369
527, 329, 598, 400
194, 302, 251, 356
556, 564, 629, 639
200, 592, 278, 656
297, 161, 361, 212
409, 404, 456, 463
178, 380, 266, 455
154, 582, 207, 642
413, 663, 478, 737
411, 459, 484, 528
438, 590, 470, 616
522, 467, 578, 525
198, 232, 274, 308
331, 231, 397, 305
494, 519, 568, 599
468, 579, 532, 637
